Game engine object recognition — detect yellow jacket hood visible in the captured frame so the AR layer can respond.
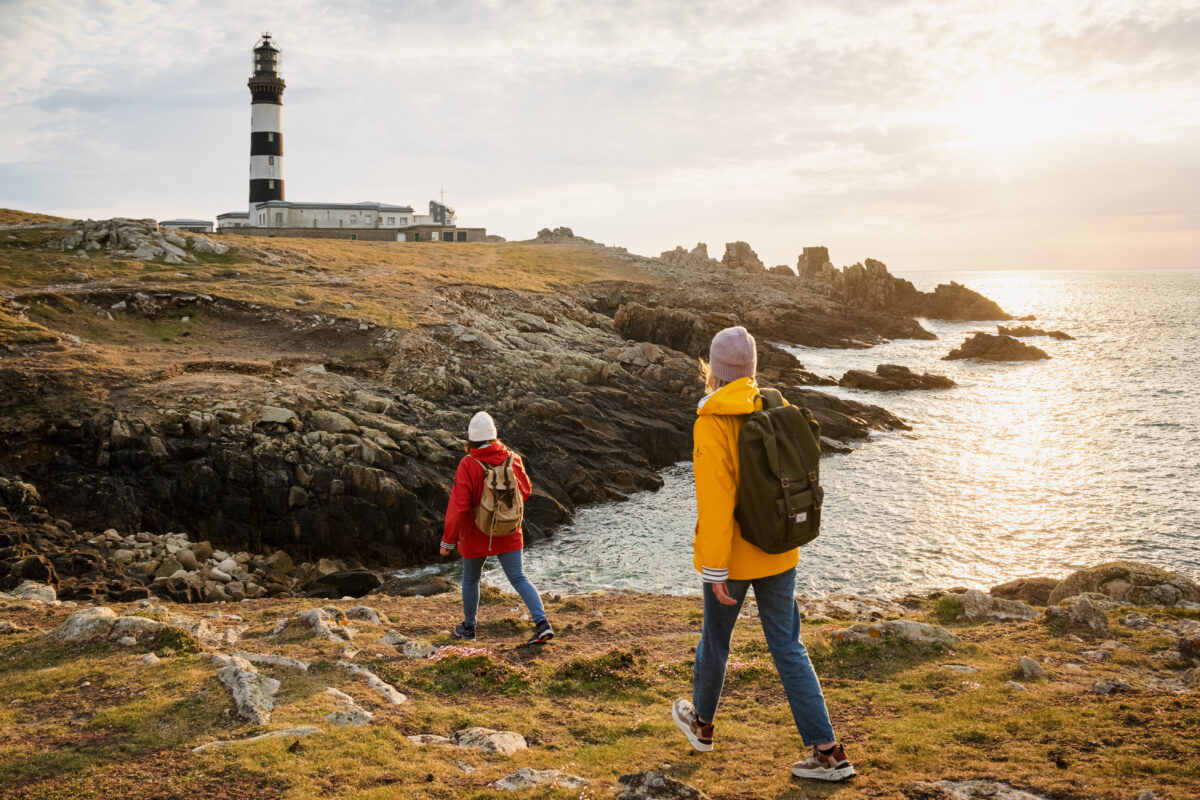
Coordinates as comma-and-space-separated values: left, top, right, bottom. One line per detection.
697, 378, 761, 417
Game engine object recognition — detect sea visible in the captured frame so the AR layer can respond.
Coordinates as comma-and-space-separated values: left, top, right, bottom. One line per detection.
401, 268, 1200, 598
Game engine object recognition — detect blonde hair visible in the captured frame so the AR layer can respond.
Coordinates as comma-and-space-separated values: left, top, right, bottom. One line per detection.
699, 358, 727, 395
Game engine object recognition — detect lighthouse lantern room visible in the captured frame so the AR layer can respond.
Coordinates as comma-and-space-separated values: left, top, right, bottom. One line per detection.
248, 32, 285, 211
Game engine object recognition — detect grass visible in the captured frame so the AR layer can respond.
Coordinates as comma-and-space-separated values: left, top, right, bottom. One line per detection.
0, 591, 1195, 800
0, 208, 66, 226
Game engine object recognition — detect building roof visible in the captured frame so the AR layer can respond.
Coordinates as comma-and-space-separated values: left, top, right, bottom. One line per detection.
253, 201, 415, 213
161, 219, 213, 225
217, 211, 250, 218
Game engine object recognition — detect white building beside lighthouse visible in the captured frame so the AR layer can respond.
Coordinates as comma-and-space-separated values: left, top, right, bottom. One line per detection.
217, 34, 487, 243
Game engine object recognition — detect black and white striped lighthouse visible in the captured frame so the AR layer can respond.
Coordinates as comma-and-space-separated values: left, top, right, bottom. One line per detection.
248, 33, 285, 208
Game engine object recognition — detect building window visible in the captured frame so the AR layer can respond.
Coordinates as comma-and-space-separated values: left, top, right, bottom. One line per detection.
268, 132, 275, 141
312, 219, 318, 227
268, 180, 275, 188
268, 156, 274, 165
350, 216, 357, 225
274, 212, 283, 225
364, 216, 371, 224
387, 217, 394, 225
339, 219, 343, 227
443, 231, 454, 242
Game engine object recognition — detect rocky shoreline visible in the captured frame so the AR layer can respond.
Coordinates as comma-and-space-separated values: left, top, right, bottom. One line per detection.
2, 221, 1014, 573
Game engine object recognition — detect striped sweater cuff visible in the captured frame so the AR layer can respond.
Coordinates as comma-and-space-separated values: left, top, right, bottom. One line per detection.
701, 567, 728, 584
440, 540, 456, 551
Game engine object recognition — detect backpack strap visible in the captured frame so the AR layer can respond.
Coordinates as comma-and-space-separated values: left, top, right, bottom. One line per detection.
758, 387, 785, 409
776, 407, 824, 509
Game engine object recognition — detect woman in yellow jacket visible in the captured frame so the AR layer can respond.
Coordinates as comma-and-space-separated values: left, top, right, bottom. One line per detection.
670, 326, 855, 783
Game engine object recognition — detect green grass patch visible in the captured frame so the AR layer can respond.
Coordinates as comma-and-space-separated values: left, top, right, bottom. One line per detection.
410, 654, 529, 695
930, 595, 965, 624
548, 648, 648, 695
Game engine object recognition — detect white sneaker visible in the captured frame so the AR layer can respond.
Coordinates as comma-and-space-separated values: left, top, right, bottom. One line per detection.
791, 744, 856, 781
670, 698, 714, 753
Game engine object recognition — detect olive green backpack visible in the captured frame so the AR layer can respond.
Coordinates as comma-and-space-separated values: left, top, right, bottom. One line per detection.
734, 388, 824, 554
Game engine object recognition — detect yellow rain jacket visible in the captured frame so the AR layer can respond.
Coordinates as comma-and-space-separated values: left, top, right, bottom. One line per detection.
693, 377, 800, 583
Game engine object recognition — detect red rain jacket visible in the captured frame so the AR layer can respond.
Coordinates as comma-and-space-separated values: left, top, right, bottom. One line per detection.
441, 442, 533, 559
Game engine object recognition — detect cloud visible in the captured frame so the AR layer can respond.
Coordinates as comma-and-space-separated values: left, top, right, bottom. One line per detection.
0, 0, 1197, 268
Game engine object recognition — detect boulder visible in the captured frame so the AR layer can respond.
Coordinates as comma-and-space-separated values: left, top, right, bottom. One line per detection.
314, 570, 381, 598
797, 594, 906, 621
1047, 561, 1200, 607
496, 768, 590, 791
911, 780, 1048, 800
216, 657, 280, 725
1018, 656, 1046, 680
1118, 612, 1155, 632
297, 607, 354, 642
944, 333, 1049, 361
324, 687, 374, 726
259, 406, 297, 426
1179, 633, 1200, 666
54, 607, 118, 642
337, 661, 406, 705
109, 615, 166, 640
1044, 594, 1109, 635
1091, 678, 1132, 696
839, 364, 955, 391
830, 619, 958, 646
376, 575, 456, 597
190, 236, 229, 255
989, 577, 1058, 607
11, 581, 56, 604
381, 631, 436, 658
407, 734, 452, 746
955, 589, 1038, 623
343, 605, 387, 625
451, 726, 527, 755
308, 410, 358, 434
618, 771, 709, 800
234, 651, 310, 671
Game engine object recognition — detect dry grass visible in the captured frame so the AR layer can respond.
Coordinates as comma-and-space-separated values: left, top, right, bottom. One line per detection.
1, 592, 1195, 800
0, 209, 67, 226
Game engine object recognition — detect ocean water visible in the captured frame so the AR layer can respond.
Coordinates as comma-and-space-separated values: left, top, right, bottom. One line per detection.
405, 269, 1200, 598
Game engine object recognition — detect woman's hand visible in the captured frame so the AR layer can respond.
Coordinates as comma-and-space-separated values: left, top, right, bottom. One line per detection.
713, 581, 737, 606
439, 547, 451, 557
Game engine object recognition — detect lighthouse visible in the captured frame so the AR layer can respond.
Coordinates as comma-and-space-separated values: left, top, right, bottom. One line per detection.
248, 33, 285, 210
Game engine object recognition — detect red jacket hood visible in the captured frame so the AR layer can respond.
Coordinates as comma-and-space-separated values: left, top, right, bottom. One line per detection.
468, 441, 515, 466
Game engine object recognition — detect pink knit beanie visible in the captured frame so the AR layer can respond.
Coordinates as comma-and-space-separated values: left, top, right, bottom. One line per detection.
708, 326, 757, 382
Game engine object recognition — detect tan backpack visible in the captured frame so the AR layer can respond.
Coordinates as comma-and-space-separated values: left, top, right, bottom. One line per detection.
470, 454, 524, 538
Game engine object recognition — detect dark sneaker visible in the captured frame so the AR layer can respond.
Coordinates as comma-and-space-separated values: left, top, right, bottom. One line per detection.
791, 744, 855, 781
670, 698, 713, 753
452, 622, 476, 641
527, 619, 554, 644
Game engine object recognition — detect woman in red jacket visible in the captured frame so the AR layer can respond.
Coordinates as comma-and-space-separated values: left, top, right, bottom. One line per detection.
440, 411, 553, 645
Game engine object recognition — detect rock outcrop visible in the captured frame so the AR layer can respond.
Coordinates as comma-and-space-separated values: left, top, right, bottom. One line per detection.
998, 324, 1074, 340
1048, 561, 1200, 607
721, 241, 765, 273
990, 577, 1058, 606
797, 250, 1011, 321
943, 333, 1050, 361
839, 364, 955, 391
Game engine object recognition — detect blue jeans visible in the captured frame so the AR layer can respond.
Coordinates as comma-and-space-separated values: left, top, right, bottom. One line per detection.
692, 568, 836, 747
460, 549, 547, 626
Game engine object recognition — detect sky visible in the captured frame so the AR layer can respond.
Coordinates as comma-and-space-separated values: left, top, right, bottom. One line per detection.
1, 0, 1198, 270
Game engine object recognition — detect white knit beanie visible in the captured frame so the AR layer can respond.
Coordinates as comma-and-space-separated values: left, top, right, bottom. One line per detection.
468, 411, 498, 442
